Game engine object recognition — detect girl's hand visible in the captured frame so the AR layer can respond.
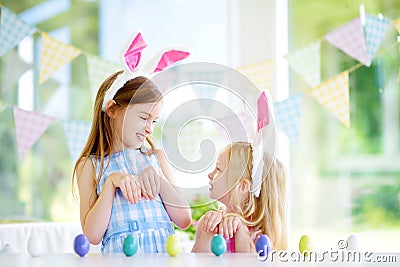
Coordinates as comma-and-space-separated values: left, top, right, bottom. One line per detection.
138, 167, 161, 200
218, 215, 242, 239
107, 172, 141, 204
203, 210, 224, 233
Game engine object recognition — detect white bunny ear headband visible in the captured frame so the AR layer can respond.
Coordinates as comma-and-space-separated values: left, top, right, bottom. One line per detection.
102, 32, 190, 111
250, 91, 275, 198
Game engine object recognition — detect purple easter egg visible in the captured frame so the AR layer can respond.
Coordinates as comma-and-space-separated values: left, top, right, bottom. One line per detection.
74, 234, 90, 257
256, 234, 271, 257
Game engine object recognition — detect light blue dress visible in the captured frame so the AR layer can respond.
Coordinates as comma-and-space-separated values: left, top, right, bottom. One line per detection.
92, 148, 174, 253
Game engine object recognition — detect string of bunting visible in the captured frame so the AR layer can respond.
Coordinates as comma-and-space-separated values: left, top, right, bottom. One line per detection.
0, 5, 113, 161
0, 4, 399, 161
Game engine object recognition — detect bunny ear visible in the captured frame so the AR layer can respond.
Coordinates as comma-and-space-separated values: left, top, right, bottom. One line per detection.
152, 49, 190, 73
123, 32, 147, 72
257, 91, 270, 131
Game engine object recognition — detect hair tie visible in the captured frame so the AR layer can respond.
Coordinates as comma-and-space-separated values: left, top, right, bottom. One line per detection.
102, 32, 190, 111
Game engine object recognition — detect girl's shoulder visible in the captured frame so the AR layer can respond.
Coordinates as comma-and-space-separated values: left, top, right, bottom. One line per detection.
76, 156, 95, 172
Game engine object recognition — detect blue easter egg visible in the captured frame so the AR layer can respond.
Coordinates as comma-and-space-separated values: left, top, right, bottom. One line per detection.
74, 234, 90, 257
123, 234, 138, 257
256, 234, 271, 257
210, 234, 226, 256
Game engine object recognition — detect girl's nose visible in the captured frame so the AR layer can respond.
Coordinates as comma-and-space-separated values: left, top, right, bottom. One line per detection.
208, 170, 215, 181
145, 121, 153, 134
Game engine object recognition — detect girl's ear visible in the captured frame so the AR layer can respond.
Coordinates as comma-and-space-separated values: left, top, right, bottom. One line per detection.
105, 100, 118, 118
239, 178, 251, 195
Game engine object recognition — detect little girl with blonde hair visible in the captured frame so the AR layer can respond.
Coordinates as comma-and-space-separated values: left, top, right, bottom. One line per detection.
192, 142, 287, 252
192, 92, 287, 253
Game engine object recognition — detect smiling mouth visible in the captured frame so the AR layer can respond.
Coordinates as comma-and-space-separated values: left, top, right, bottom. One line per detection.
136, 133, 146, 141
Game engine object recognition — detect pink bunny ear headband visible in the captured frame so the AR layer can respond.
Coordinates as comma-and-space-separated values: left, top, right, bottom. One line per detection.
250, 90, 275, 198
102, 32, 190, 111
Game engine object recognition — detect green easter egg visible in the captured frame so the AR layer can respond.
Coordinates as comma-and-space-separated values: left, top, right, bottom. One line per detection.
166, 234, 182, 257
299, 235, 313, 256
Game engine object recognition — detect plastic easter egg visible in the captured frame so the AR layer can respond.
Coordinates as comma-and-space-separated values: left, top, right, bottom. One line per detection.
123, 234, 138, 257
256, 234, 271, 257
346, 234, 361, 251
74, 234, 90, 257
210, 234, 226, 256
166, 234, 182, 257
27, 235, 43, 257
299, 235, 313, 256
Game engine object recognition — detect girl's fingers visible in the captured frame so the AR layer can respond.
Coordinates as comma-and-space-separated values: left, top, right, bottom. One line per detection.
224, 219, 230, 239
155, 171, 161, 195
204, 211, 221, 232
119, 181, 131, 203
119, 183, 127, 201
139, 174, 149, 200
130, 176, 140, 203
205, 216, 216, 231
143, 173, 153, 199
137, 167, 162, 200
148, 174, 156, 199
123, 178, 134, 204
221, 217, 239, 239
229, 218, 236, 238
233, 218, 240, 232
218, 225, 224, 236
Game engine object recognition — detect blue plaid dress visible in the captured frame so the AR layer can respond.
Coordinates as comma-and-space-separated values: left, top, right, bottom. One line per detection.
93, 148, 174, 253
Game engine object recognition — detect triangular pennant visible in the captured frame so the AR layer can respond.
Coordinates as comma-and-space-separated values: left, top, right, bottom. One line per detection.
63, 120, 91, 162
190, 84, 219, 114
325, 17, 369, 66
273, 93, 303, 143
285, 40, 321, 87
309, 71, 350, 127
39, 32, 81, 84
393, 17, 400, 34
236, 60, 273, 91
85, 54, 120, 99
0, 6, 36, 57
13, 106, 54, 159
365, 14, 391, 62
214, 112, 249, 142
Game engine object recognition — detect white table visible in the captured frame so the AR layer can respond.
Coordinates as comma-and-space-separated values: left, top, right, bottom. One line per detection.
0, 253, 399, 267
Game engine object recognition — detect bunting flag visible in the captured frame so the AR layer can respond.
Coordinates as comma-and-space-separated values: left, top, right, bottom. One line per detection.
236, 60, 273, 91
365, 14, 391, 62
0, 6, 36, 57
273, 93, 303, 143
214, 111, 249, 142
63, 120, 91, 162
325, 17, 369, 66
85, 54, 120, 99
39, 32, 81, 84
285, 40, 321, 87
191, 84, 219, 100
393, 17, 400, 34
13, 106, 54, 159
309, 71, 350, 127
